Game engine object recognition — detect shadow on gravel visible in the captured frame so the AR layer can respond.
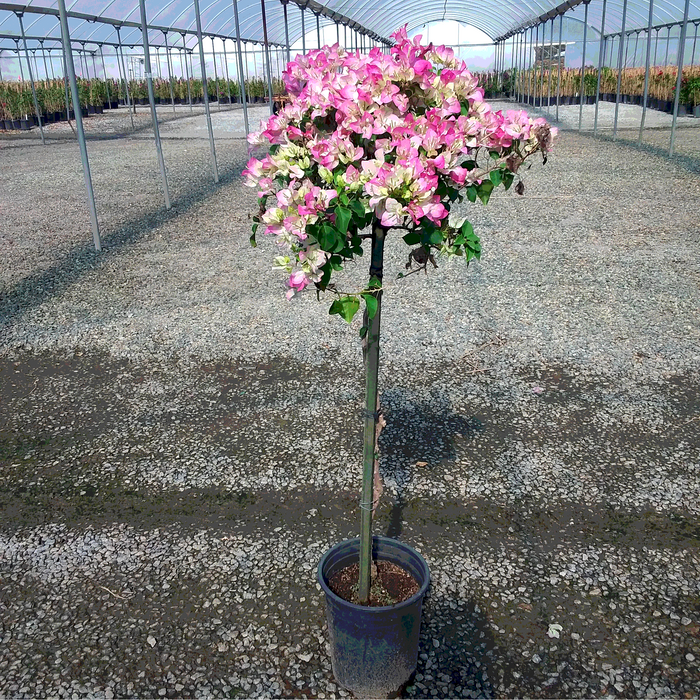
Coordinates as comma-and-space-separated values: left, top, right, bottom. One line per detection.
380, 387, 483, 538
413, 597, 499, 697
0, 150, 247, 333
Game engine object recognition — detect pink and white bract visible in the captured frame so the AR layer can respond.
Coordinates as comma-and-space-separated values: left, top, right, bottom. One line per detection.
244, 26, 556, 308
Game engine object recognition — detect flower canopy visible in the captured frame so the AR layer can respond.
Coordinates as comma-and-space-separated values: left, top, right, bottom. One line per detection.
244, 27, 555, 319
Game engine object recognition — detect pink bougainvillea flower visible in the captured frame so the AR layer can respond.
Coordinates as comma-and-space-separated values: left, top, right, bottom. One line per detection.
246, 23, 555, 301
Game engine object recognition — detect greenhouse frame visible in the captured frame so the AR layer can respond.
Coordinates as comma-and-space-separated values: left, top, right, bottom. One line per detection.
1, 0, 699, 249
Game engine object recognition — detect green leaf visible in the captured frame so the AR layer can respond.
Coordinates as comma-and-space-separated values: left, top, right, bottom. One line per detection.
318, 224, 340, 252
269, 144, 280, 155
460, 102, 469, 116
349, 200, 366, 218
477, 181, 494, 206
427, 230, 443, 245
335, 206, 352, 234
329, 296, 360, 323
502, 171, 515, 191
249, 231, 257, 248
318, 262, 332, 290
466, 185, 477, 203
362, 293, 378, 319
367, 276, 382, 289
359, 325, 368, 339
454, 219, 474, 245
403, 231, 421, 245
489, 170, 502, 187
332, 229, 347, 252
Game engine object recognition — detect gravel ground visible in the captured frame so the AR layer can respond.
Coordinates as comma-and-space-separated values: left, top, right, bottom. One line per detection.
1, 102, 700, 699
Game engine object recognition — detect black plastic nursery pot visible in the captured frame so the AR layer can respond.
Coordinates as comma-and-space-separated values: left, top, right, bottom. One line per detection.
317, 536, 430, 698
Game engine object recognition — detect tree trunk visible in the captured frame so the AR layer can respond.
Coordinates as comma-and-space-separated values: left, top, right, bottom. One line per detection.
358, 219, 387, 604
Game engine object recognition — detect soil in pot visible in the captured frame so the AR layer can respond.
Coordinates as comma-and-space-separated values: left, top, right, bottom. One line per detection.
328, 560, 419, 607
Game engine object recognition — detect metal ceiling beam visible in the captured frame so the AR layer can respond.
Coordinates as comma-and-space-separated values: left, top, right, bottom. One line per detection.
281, 0, 392, 44
496, 0, 588, 40
0, 31, 183, 50
0, 2, 284, 47
604, 15, 700, 36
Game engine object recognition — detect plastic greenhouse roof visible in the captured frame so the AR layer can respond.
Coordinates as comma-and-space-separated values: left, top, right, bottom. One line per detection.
0, 0, 699, 52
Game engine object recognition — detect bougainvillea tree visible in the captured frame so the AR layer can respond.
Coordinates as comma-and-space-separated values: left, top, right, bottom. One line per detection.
244, 26, 556, 605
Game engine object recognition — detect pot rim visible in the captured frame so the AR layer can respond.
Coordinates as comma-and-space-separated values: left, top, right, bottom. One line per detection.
317, 535, 430, 613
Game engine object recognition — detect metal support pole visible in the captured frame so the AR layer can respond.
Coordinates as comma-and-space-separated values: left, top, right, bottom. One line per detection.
547, 19, 555, 115
579, 2, 589, 131
57, 0, 101, 251
15, 40, 25, 81
283, 1, 291, 62
593, 0, 607, 135
633, 31, 640, 67
526, 27, 531, 104
534, 24, 539, 105
139, 0, 172, 208
691, 22, 699, 64
612, 0, 628, 140
40, 41, 49, 80
336, 20, 340, 46
99, 46, 111, 105
17, 14, 45, 144
260, 0, 275, 117
301, 5, 306, 54
512, 32, 516, 82
670, 0, 691, 156
555, 14, 563, 120
515, 32, 521, 101
193, 0, 218, 184
212, 37, 221, 111
316, 13, 321, 49
116, 28, 135, 129
181, 34, 193, 113
48, 48, 56, 79
520, 30, 527, 102
653, 28, 660, 66
232, 0, 249, 136
164, 32, 175, 114
664, 26, 671, 66
222, 41, 232, 105
61, 47, 72, 124
639, 0, 655, 144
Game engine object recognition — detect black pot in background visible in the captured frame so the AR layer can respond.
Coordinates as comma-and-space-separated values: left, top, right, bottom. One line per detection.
318, 536, 430, 698
110, 101, 119, 109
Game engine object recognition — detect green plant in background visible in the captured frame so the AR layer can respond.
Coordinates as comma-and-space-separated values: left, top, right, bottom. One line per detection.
583, 70, 598, 96
89, 78, 106, 106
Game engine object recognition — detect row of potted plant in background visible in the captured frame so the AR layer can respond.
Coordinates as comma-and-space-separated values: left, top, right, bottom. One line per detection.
0, 78, 116, 130
514, 64, 700, 116
0, 75, 288, 130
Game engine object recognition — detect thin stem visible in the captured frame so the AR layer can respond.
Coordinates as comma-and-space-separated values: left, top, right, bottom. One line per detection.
358, 218, 386, 605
